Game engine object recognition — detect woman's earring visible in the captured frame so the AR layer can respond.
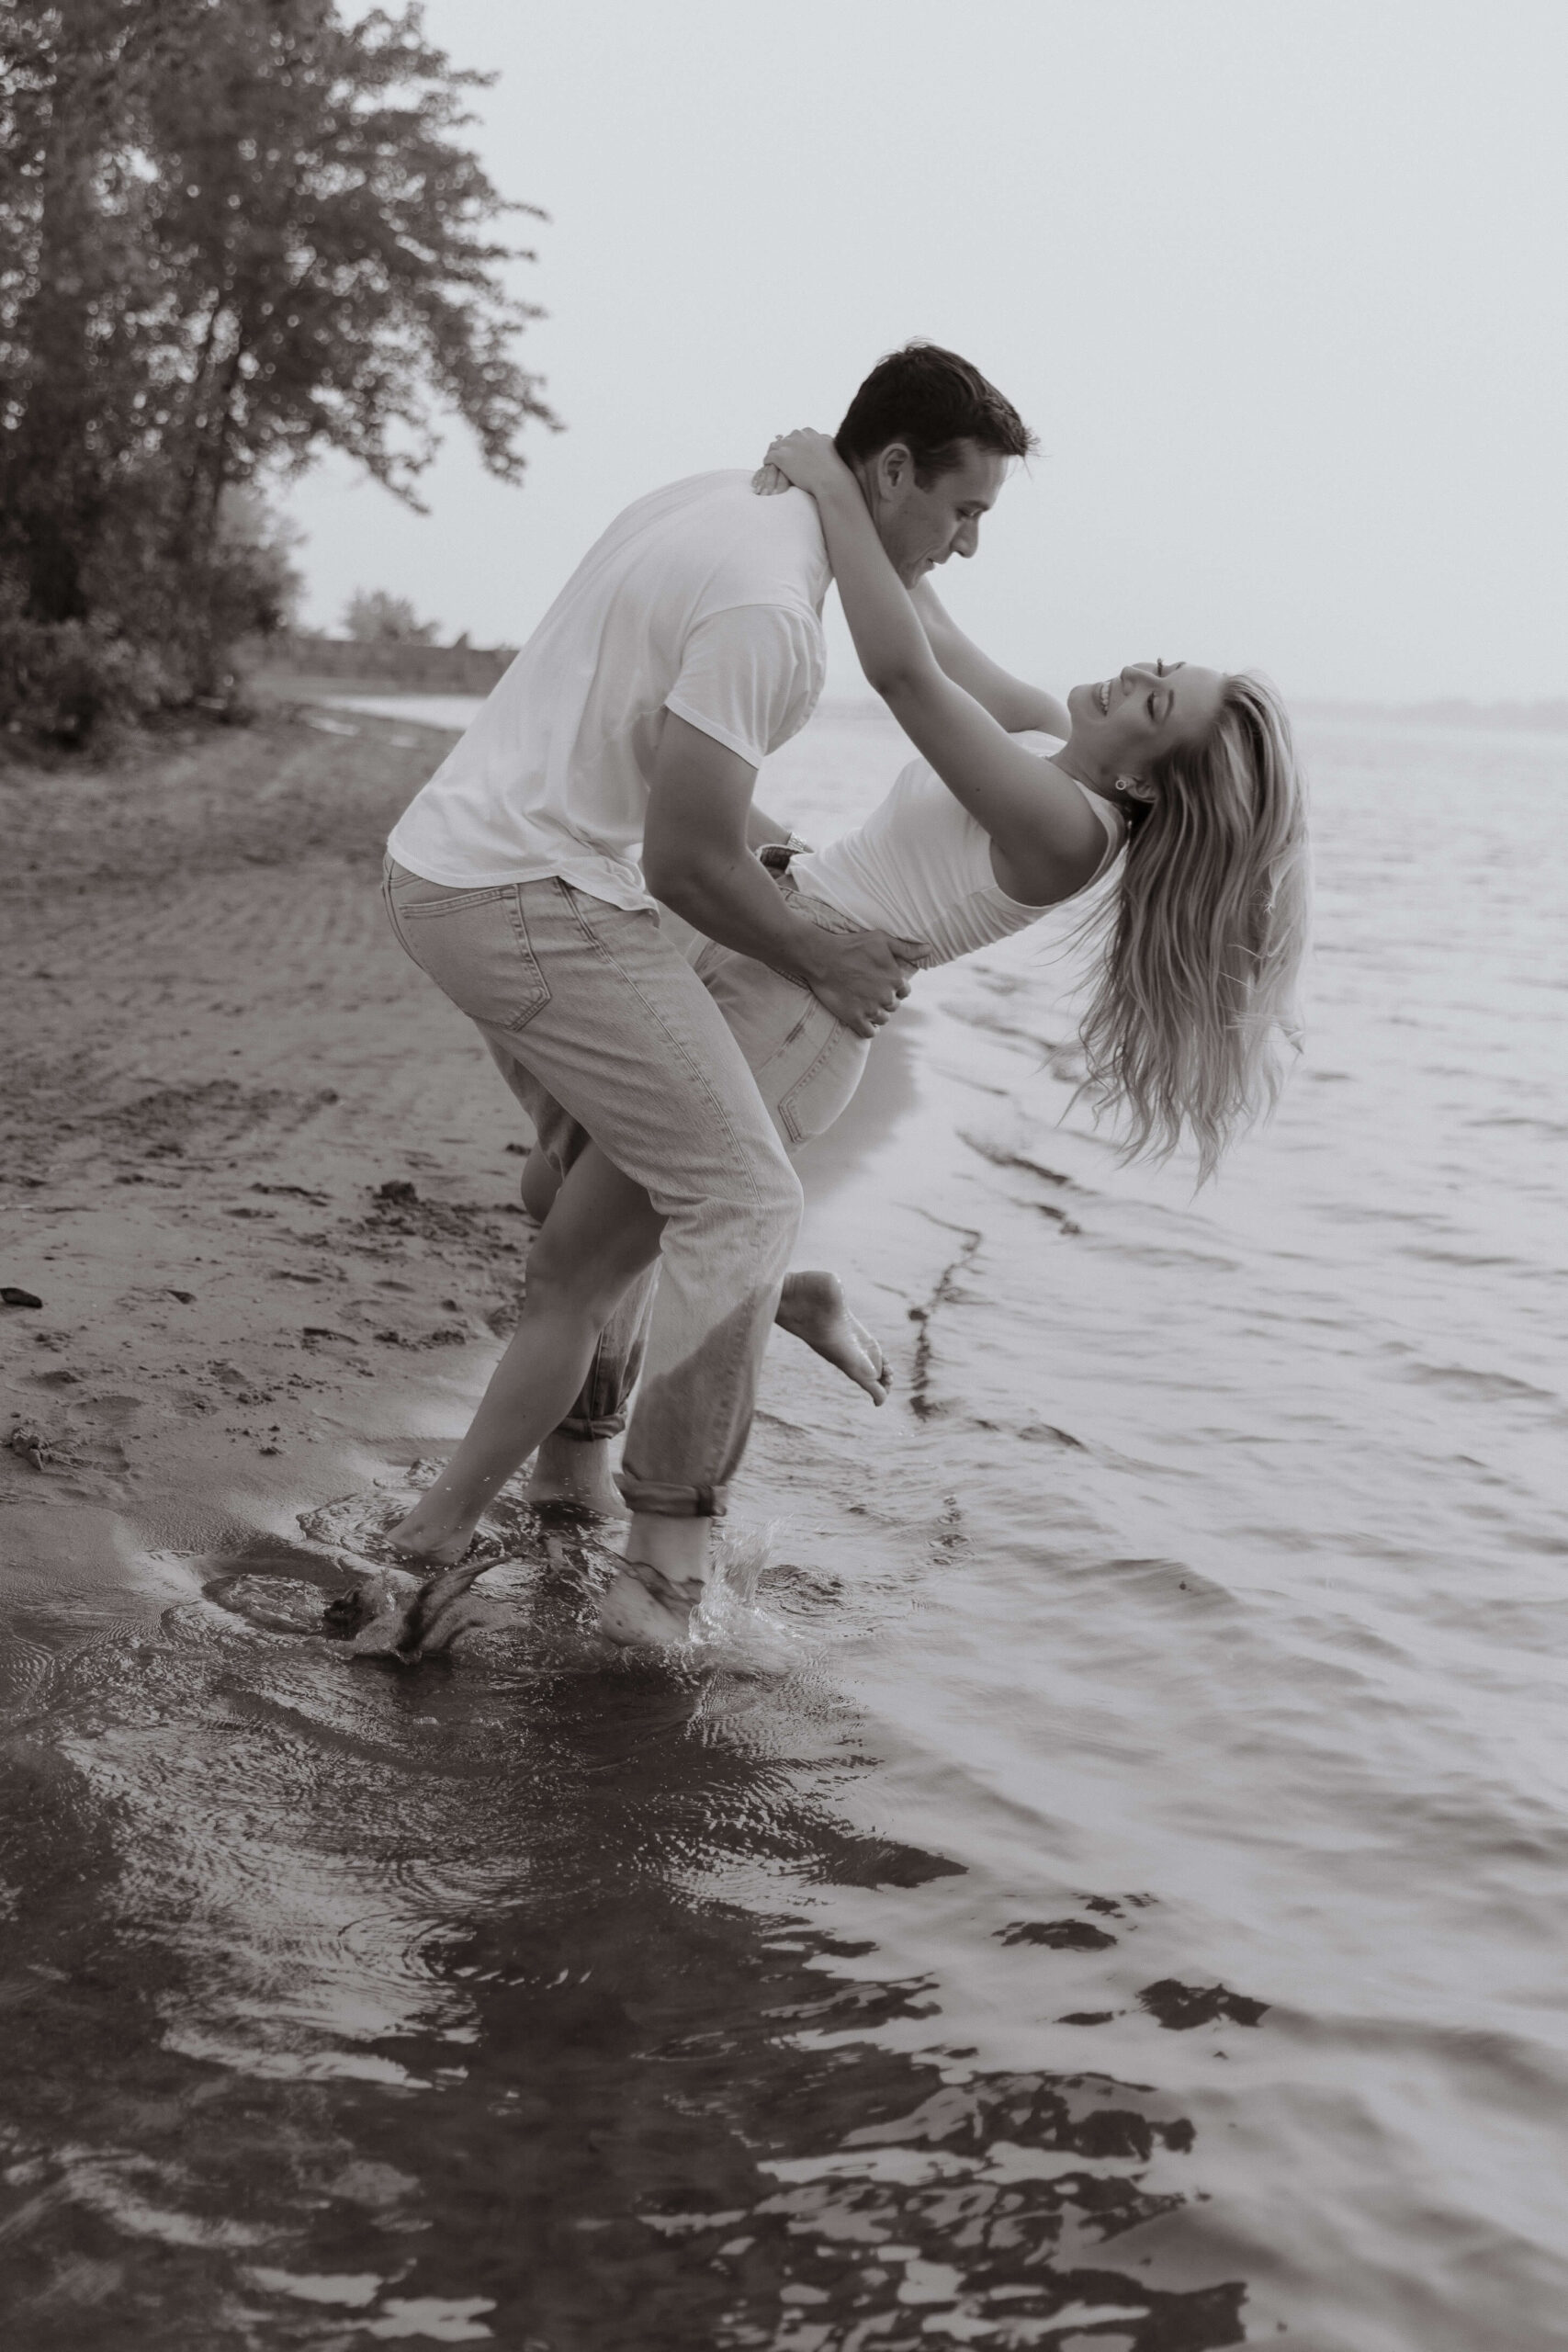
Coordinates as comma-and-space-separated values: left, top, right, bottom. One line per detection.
1113, 775, 1141, 797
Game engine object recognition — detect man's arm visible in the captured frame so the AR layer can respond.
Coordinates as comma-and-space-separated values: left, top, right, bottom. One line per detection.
757, 453, 1066, 738
909, 578, 1072, 739
642, 715, 922, 1039
746, 800, 795, 851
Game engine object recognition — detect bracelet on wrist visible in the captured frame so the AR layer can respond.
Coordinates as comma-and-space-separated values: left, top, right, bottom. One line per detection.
758, 832, 814, 875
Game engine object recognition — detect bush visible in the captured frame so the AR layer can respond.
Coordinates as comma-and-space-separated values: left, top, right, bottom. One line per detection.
0, 489, 298, 746
0, 600, 184, 746
343, 589, 442, 644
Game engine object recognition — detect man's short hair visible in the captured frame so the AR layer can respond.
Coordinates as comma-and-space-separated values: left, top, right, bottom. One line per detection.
835, 342, 1036, 482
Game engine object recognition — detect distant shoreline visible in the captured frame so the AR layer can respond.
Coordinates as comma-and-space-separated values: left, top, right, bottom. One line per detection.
244, 650, 1568, 738
816, 695, 1568, 734
1294, 697, 1568, 732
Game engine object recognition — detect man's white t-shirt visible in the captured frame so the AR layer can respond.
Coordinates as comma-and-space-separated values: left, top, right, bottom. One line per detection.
387, 470, 829, 910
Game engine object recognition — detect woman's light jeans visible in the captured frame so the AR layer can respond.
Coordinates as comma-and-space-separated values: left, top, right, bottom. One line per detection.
383, 860, 867, 1516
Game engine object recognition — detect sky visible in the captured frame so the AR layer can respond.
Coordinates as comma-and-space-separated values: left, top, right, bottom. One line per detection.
279, 0, 1568, 706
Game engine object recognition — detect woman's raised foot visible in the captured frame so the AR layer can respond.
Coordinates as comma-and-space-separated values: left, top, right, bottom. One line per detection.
775, 1271, 889, 1404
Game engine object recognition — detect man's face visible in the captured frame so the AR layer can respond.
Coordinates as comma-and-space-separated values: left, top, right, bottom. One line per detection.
860, 440, 1011, 584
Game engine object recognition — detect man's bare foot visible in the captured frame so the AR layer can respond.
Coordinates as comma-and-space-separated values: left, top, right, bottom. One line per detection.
526, 1431, 626, 1518
598, 1512, 711, 1645
775, 1272, 889, 1405
598, 1560, 706, 1647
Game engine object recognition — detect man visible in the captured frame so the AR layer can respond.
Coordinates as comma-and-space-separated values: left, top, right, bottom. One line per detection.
379, 342, 1035, 1642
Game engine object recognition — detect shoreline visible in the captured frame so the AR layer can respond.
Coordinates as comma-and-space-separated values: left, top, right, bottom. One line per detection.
1, 702, 530, 1589
0, 690, 927, 1595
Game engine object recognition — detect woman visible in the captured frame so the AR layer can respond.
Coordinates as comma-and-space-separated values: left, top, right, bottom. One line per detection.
373, 430, 1309, 1654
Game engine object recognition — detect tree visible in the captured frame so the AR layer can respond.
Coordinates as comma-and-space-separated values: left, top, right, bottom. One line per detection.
0, 0, 556, 738
343, 588, 438, 643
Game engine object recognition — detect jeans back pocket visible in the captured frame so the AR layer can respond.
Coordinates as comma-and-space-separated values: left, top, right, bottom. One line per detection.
387, 879, 551, 1035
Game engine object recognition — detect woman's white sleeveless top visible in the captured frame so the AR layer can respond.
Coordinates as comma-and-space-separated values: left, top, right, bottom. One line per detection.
787, 732, 1125, 968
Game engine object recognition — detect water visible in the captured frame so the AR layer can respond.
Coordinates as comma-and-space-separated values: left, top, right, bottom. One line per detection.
324, 694, 503, 734
3, 705, 1565, 2350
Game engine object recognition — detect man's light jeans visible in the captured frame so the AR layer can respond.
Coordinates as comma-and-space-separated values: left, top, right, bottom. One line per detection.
384, 859, 814, 1518
545, 877, 876, 1461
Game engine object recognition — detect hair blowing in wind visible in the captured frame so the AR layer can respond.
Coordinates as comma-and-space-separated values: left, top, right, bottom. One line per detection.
1075, 673, 1310, 1184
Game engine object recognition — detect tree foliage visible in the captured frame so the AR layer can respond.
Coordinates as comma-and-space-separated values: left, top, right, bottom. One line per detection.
0, 0, 556, 739
342, 587, 437, 643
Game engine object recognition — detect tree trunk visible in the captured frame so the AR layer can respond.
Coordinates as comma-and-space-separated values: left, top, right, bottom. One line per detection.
10, 32, 120, 623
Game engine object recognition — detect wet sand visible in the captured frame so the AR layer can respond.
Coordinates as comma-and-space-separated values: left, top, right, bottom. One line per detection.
1, 701, 556, 1555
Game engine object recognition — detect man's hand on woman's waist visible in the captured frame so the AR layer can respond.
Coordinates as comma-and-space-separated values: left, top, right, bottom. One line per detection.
790, 923, 924, 1039
644, 712, 922, 1036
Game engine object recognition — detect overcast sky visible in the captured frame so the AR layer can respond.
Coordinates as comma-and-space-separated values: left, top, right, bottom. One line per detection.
281, 0, 1567, 705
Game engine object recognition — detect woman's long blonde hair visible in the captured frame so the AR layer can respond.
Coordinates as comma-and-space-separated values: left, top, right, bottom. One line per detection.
1075, 673, 1309, 1184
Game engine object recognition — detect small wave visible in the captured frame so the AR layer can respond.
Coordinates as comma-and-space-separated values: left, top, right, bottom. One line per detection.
1463, 1114, 1568, 1138
1397, 1246, 1530, 1269
23, 2150, 271, 2252
958, 1130, 1081, 1189
1396, 1358, 1563, 1409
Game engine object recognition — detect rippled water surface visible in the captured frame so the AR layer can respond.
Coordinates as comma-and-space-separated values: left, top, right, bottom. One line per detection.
3, 707, 1565, 2350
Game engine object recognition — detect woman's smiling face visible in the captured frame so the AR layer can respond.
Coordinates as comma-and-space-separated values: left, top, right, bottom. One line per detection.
1065, 662, 1225, 777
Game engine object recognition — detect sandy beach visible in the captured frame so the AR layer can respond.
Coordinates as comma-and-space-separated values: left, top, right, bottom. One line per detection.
0, 693, 919, 1567
0, 695, 549, 1561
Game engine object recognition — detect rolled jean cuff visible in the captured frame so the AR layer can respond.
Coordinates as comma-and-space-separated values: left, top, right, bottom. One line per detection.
553, 1409, 628, 1442
614, 1473, 728, 1520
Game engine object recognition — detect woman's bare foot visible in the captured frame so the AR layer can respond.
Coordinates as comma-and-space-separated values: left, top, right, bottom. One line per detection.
525, 1431, 626, 1518
775, 1272, 889, 1405
384, 1500, 479, 1571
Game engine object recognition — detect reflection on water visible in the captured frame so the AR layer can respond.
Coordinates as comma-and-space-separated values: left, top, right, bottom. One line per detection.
0, 1519, 1243, 2350
5, 708, 1568, 2349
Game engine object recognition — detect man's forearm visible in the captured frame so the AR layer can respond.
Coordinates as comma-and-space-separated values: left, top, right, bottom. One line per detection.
641, 709, 828, 984
655, 845, 830, 983
746, 801, 794, 852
